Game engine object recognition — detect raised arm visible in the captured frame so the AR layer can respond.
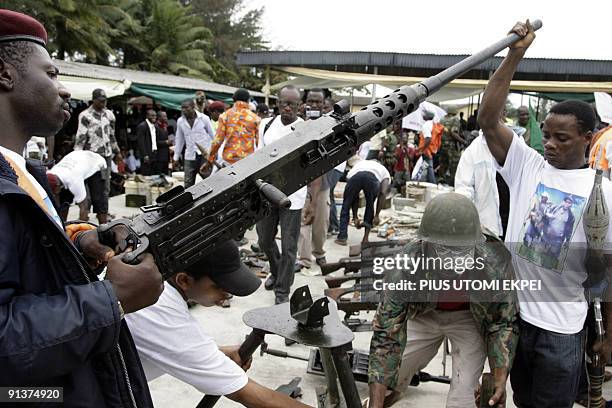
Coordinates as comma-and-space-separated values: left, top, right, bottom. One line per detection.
478, 21, 535, 165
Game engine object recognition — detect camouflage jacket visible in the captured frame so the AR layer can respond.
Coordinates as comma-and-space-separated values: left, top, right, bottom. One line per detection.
368, 234, 519, 389
440, 115, 462, 151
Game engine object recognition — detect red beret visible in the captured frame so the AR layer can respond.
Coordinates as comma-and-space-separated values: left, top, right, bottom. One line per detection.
209, 101, 226, 111
46, 173, 61, 192
0, 9, 47, 47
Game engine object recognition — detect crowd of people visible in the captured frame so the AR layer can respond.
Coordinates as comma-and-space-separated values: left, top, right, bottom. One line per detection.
3, 8, 612, 408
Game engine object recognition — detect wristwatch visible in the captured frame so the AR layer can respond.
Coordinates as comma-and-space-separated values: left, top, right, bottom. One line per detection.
117, 300, 125, 320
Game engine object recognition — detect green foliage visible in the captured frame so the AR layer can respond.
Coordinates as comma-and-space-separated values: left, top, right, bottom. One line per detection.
1, 0, 128, 63
189, 0, 271, 87
126, 0, 213, 79
1, 0, 280, 87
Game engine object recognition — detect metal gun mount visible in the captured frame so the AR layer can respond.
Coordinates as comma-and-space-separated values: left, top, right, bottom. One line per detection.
97, 20, 542, 280
290, 286, 330, 328
197, 285, 360, 408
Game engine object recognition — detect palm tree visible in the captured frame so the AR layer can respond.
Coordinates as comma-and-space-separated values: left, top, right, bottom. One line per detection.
129, 0, 213, 79
3, 0, 218, 80
1, 0, 131, 63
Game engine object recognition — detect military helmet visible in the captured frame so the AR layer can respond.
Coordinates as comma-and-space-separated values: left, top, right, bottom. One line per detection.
417, 193, 485, 246
445, 105, 458, 115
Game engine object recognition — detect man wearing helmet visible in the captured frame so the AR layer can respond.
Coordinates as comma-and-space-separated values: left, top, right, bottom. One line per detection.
367, 193, 518, 408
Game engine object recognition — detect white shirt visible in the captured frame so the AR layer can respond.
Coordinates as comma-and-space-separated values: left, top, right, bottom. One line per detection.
258, 116, 307, 210
173, 112, 215, 161
126, 283, 248, 396
25, 136, 46, 159
48, 151, 107, 204
358, 141, 372, 160
421, 120, 433, 139
0, 146, 62, 227
499, 134, 612, 334
347, 159, 390, 183
454, 134, 507, 237
147, 120, 157, 152
334, 161, 346, 173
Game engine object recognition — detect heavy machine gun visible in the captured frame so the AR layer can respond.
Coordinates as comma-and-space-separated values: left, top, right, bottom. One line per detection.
99, 20, 543, 281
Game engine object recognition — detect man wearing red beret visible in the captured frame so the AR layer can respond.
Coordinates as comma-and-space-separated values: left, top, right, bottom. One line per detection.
0, 9, 163, 406
208, 100, 227, 135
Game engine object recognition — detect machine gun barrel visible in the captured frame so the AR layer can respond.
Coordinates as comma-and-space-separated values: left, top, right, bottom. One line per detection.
100, 20, 543, 279
420, 19, 542, 95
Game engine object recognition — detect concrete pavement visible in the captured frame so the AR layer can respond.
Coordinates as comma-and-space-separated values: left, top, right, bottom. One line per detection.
69, 194, 611, 407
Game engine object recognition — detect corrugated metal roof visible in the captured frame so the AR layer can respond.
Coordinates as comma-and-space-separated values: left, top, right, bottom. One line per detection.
236, 51, 612, 78
54, 60, 267, 97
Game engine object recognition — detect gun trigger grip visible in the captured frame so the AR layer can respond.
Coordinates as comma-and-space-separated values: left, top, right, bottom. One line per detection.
120, 235, 150, 265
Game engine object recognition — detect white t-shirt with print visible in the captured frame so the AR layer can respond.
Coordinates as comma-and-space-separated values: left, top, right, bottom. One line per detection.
258, 116, 307, 210
48, 150, 107, 203
499, 135, 612, 334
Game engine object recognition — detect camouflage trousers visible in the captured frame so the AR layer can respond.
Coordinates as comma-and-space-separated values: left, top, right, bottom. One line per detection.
438, 147, 461, 186
396, 310, 486, 408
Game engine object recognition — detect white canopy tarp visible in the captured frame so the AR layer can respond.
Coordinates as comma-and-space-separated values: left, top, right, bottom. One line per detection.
272, 67, 483, 103
402, 102, 447, 131
59, 75, 130, 101
595, 92, 612, 124
271, 67, 612, 103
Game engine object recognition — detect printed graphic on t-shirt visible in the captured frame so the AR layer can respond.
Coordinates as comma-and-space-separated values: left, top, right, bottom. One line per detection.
517, 182, 586, 272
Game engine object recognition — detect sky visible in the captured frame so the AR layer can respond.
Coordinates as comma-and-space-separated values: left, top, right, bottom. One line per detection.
249, 0, 612, 60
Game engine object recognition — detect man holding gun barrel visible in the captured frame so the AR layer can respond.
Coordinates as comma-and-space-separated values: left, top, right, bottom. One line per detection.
479, 20, 612, 407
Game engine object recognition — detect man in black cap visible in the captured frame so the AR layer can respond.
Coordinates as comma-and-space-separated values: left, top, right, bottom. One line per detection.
74, 87, 119, 223
0, 8, 163, 407
126, 240, 312, 408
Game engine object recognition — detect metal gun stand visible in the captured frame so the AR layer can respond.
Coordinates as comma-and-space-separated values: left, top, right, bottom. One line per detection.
197, 286, 361, 408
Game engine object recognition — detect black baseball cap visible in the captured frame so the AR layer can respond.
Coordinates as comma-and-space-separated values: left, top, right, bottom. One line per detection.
185, 240, 261, 296
92, 88, 107, 100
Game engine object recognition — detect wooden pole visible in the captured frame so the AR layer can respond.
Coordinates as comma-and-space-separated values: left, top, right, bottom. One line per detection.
371, 66, 378, 103
264, 65, 270, 106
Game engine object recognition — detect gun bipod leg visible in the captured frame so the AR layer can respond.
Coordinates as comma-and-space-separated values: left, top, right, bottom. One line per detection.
329, 344, 362, 408
319, 348, 341, 407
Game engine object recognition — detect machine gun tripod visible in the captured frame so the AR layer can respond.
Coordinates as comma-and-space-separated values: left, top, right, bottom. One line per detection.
196, 285, 361, 408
